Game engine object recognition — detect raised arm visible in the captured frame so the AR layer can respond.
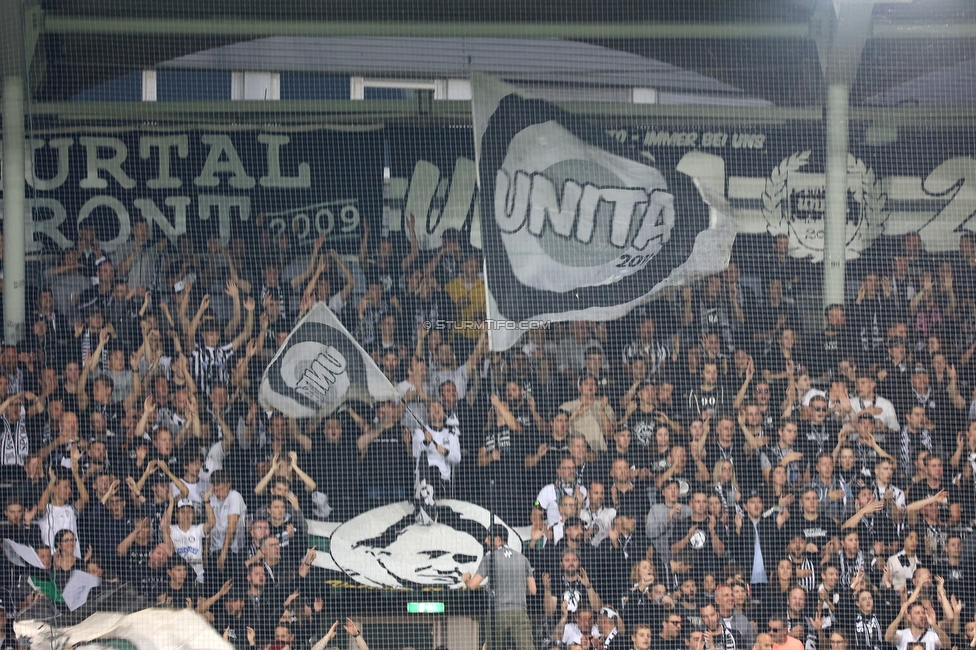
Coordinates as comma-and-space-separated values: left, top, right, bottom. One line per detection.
161, 495, 176, 553
184, 293, 211, 353
332, 250, 356, 302
254, 454, 280, 495
229, 297, 255, 352
289, 451, 317, 492
70, 446, 90, 512
77, 328, 111, 413
842, 499, 884, 529
223, 279, 242, 340
195, 578, 233, 614
489, 395, 522, 432
733, 358, 754, 410
401, 214, 420, 271
291, 235, 325, 290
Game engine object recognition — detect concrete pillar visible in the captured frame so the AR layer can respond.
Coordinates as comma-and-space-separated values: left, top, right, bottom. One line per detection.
823, 82, 849, 309
2, 74, 25, 344
1, 0, 26, 344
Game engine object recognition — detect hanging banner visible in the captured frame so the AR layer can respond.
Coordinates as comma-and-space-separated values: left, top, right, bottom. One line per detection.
385, 125, 479, 250
0, 128, 382, 253
605, 124, 976, 260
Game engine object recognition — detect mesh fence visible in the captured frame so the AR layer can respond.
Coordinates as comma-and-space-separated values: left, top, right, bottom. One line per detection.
1, 6, 976, 650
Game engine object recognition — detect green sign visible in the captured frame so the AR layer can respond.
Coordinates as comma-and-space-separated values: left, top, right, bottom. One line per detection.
407, 602, 445, 614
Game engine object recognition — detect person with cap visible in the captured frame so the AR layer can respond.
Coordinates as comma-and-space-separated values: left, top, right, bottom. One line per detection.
462, 523, 537, 650
592, 606, 627, 650
905, 366, 947, 427
162, 491, 214, 583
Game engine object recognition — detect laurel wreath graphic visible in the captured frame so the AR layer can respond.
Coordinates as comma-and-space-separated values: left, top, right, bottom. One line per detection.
762, 150, 888, 262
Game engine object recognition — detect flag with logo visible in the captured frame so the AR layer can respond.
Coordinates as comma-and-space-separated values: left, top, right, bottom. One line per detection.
259, 302, 400, 419
472, 74, 738, 350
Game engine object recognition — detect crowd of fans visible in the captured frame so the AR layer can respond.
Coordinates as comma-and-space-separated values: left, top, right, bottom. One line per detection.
4, 214, 976, 650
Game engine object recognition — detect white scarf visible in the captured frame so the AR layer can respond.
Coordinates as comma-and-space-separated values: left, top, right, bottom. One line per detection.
0, 407, 29, 467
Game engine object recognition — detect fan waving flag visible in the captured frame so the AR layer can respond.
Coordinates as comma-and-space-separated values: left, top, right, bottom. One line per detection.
472, 74, 738, 350
259, 302, 399, 419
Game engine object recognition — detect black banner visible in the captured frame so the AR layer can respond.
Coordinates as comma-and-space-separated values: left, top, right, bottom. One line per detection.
2, 128, 382, 254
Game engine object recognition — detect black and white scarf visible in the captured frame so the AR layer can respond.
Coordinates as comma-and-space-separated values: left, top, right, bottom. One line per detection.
0, 408, 29, 467
853, 611, 883, 650
900, 427, 934, 475
837, 550, 865, 587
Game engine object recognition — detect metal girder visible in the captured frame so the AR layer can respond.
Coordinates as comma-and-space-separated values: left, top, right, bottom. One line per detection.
15, 98, 976, 130
41, 18, 812, 39
40, 15, 976, 39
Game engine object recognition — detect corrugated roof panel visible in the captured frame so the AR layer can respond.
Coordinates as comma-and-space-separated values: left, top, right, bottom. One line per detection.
162, 36, 754, 96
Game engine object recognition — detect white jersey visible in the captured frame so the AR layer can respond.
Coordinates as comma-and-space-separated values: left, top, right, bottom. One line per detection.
210, 490, 247, 555
170, 523, 206, 581
38, 503, 81, 559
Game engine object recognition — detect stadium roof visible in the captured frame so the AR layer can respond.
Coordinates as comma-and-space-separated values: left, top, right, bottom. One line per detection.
26, 0, 976, 109
162, 37, 774, 106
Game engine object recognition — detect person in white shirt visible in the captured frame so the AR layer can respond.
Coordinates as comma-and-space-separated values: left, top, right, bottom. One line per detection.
208, 470, 247, 571
580, 481, 616, 547
162, 495, 215, 582
536, 456, 587, 528
884, 597, 949, 650
412, 401, 461, 525
36, 447, 88, 559
849, 373, 899, 431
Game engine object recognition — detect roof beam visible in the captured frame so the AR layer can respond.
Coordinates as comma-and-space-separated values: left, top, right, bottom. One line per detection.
22, 99, 976, 129
40, 16, 976, 40
42, 17, 810, 39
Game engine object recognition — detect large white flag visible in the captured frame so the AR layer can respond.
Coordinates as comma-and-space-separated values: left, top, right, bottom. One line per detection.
472, 74, 738, 350
259, 302, 400, 419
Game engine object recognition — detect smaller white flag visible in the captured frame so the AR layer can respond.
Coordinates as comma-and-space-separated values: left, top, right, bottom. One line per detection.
259, 302, 400, 419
